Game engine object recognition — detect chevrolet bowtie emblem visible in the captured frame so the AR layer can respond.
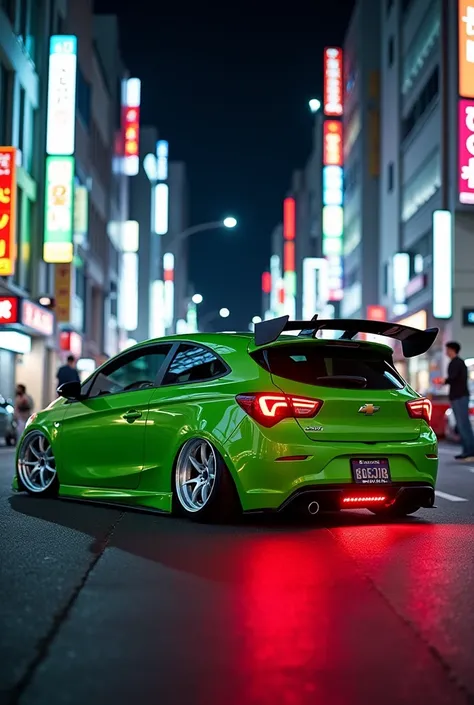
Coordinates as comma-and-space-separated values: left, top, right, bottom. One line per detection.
358, 404, 380, 415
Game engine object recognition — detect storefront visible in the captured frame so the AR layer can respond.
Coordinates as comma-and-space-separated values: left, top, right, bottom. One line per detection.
0, 295, 56, 409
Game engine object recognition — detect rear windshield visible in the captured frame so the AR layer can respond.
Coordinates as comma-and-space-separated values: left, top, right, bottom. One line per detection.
252, 343, 406, 390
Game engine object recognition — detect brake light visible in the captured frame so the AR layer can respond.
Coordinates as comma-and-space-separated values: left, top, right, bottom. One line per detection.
406, 398, 432, 424
236, 393, 323, 428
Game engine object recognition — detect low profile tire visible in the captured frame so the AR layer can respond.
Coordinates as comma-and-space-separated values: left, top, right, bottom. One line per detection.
173, 438, 240, 523
17, 430, 59, 497
368, 503, 421, 518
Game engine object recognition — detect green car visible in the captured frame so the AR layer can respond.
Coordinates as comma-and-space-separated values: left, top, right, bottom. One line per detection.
13, 316, 439, 521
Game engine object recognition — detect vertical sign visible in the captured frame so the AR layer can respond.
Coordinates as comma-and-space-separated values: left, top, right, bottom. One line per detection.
43, 156, 75, 263
322, 48, 344, 303
459, 1, 474, 99
282, 197, 296, 318
458, 99, 474, 203
323, 47, 343, 116
123, 78, 141, 176
323, 121, 343, 166
46, 36, 77, 156
54, 263, 72, 322
0, 147, 16, 276
156, 140, 168, 181
432, 210, 453, 319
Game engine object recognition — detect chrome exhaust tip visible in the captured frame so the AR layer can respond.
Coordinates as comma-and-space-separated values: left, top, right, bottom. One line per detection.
308, 501, 320, 515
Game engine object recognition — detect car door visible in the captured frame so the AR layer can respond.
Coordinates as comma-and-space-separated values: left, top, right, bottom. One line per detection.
57, 343, 172, 490
141, 343, 232, 495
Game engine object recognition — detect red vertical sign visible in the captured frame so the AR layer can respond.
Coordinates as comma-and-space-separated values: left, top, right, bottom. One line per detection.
0, 147, 16, 276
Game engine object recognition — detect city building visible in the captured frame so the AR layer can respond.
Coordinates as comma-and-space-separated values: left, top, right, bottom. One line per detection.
0, 0, 135, 407
341, 0, 382, 320
379, 0, 474, 391
0, 0, 58, 406
162, 160, 189, 333
128, 125, 161, 343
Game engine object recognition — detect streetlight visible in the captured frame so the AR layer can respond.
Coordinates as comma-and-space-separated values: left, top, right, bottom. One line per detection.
172, 217, 238, 248
192, 293, 203, 304
309, 98, 321, 113
219, 307, 230, 318
252, 315, 262, 324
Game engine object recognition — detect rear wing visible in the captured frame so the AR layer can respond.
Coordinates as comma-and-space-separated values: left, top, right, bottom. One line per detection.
254, 315, 439, 358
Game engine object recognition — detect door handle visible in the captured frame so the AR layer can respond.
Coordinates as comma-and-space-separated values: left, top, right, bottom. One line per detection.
123, 410, 142, 422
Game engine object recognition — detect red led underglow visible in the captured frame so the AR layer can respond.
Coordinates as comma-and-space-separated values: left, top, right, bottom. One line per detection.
342, 496, 386, 503
283, 198, 295, 240
261, 271, 271, 294
236, 393, 323, 428
406, 398, 432, 424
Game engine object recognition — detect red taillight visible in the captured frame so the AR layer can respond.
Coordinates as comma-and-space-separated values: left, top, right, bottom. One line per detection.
406, 398, 432, 424
342, 495, 386, 504
236, 393, 323, 428
469, 407, 474, 416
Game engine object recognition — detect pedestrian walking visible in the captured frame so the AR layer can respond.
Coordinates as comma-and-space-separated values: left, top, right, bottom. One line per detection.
438, 342, 474, 461
57, 355, 80, 388
14, 384, 34, 437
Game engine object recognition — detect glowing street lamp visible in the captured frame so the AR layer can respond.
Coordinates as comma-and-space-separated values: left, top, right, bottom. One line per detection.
219, 307, 230, 318
309, 98, 321, 114
223, 217, 237, 229
252, 315, 262, 324
192, 293, 203, 304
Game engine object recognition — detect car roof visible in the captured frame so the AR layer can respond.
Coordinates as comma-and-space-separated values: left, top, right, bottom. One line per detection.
135, 331, 394, 357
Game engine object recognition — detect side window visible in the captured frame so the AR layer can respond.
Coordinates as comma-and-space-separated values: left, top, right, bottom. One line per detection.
87, 345, 171, 398
162, 344, 228, 385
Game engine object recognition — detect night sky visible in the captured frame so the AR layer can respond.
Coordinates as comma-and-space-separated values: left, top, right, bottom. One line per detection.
94, 1, 355, 330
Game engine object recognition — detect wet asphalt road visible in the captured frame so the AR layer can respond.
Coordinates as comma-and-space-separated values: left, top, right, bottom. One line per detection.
1, 443, 474, 705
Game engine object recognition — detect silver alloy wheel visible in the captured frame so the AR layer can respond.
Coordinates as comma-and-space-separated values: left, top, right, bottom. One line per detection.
175, 438, 217, 513
17, 431, 57, 493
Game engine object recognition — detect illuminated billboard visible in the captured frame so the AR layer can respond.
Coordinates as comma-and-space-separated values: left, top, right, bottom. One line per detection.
0, 147, 16, 276
323, 166, 343, 206
154, 183, 169, 234
46, 36, 77, 156
43, 156, 75, 263
458, 99, 474, 203
432, 210, 453, 319
156, 140, 168, 181
282, 198, 296, 318
323, 120, 343, 166
459, 1, 474, 98
323, 47, 343, 117
123, 78, 141, 176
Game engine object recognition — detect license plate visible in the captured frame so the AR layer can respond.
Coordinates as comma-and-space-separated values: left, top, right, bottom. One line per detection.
350, 458, 391, 484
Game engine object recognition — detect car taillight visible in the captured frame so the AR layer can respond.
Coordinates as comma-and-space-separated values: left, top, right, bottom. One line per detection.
236, 393, 323, 428
406, 398, 432, 424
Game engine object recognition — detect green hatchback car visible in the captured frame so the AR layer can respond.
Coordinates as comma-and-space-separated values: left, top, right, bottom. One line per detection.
13, 315, 439, 521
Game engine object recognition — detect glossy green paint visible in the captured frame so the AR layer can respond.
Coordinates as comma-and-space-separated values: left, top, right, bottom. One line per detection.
13, 332, 438, 513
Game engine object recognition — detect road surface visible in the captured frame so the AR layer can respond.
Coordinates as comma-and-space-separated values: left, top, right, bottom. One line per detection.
1, 443, 473, 705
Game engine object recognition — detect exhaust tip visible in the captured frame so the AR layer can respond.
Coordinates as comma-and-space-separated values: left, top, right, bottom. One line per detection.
308, 501, 320, 515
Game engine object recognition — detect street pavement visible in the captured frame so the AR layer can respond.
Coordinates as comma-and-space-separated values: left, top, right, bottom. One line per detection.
1, 443, 474, 705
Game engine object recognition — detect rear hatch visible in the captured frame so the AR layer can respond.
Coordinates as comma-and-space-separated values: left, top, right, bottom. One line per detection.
252, 340, 422, 442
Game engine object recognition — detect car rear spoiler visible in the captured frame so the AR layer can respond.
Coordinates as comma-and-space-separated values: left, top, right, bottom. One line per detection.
253, 315, 439, 358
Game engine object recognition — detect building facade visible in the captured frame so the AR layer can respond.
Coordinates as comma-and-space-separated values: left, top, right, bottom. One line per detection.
379, 0, 474, 392
0, 0, 134, 409
0, 0, 57, 406
342, 0, 382, 320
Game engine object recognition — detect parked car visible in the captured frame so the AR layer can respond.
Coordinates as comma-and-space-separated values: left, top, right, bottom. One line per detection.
444, 399, 474, 443
0, 395, 17, 446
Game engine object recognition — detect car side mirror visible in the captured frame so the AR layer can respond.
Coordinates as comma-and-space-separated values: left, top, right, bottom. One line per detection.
57, 380, 83, 401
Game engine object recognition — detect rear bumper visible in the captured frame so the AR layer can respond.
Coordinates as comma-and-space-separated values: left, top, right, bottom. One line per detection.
274, 482, 435, 513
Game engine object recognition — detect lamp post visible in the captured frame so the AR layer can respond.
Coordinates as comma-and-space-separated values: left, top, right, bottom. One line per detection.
172, 217, 237, 249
